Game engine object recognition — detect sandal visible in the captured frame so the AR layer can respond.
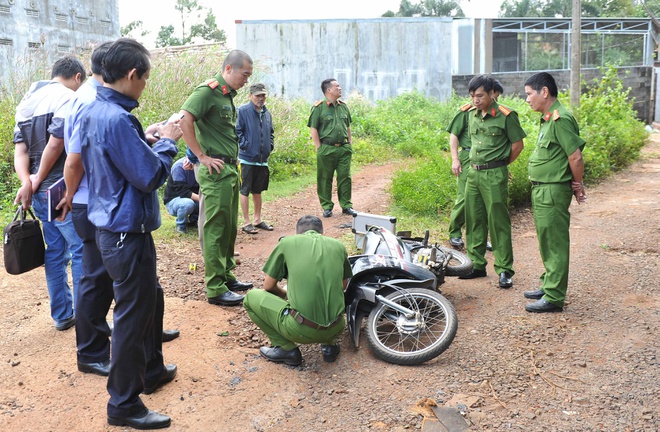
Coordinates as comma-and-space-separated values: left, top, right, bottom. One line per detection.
254, 221, 274, 231
241, 224, 259, 234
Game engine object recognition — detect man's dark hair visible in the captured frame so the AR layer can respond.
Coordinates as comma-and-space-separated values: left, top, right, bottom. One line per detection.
493, 79, 504, 95
321, 78, 336, 95
468, 75, 495, 94
222, 49, 253, 70
524, 72, 559, 98
296, 215, 323, 234
90, 40, 113, 76
51, 56, 86, 80
101, 38, 150, 84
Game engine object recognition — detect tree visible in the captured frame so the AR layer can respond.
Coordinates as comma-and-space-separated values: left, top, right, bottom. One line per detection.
155, 0, 227, 48
499, 0, 639, 18
121, 20, 150, 38
383, 0, 465, 17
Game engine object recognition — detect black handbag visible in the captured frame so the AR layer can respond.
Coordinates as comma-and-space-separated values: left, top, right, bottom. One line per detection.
3, 207, 45, 275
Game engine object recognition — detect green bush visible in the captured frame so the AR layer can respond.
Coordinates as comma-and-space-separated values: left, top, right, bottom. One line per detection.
577, 67, 650, 180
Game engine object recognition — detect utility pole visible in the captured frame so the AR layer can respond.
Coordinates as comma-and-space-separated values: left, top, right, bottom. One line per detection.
571, 0, 581, 108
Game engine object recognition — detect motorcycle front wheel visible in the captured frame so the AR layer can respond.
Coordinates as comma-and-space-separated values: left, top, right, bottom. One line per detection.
365, 288, 458, 365
437, 246, 472, 277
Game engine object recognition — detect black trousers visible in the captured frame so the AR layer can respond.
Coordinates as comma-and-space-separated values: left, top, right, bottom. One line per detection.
96, 229, 165, 418
72, 204, 113, 363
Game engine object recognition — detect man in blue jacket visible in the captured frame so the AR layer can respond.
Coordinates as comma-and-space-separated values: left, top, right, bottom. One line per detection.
236, 82, 275, 234
79, 38, 181, 430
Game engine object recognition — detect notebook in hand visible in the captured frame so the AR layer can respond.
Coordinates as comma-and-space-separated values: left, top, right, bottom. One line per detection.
46, 177, 66, 222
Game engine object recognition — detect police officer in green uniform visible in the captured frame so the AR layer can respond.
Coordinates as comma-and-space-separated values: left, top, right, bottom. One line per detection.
523, 72, 586, 313
447, 81, 503, 249
307, 78, 357, 218
243, 215, 352, 366
179, 50, 254, 307
459, 75, 526, 289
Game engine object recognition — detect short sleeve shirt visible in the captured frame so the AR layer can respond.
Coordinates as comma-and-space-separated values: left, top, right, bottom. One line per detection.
262, 230, 352, 326
181, 73, 238, 158
445, 105, 472, 150
307, 98, 352, 144
528, 100, 586, 183
468, 101, 527, 165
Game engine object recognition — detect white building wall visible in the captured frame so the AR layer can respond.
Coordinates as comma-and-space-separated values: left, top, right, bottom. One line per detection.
236, 18, 453, 103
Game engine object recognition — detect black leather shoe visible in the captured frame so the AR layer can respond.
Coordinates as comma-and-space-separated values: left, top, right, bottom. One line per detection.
323, 209, 332, 218
162, 329, 180, 343
259, 346, 303, 366
499, 272, 513, 289
226, 279, 253, 292
321, 344, 340, 362
525, 299, 563, 313
486, 241, 493, 251
449, 237, 464, 248
143, 364, 177, 395
77, 359, 111, 377
108, 409, 171, 429
524, 289, 545, 299
208, 291, 245, 306
342, 207, 357, 216
458, 268, 487, 279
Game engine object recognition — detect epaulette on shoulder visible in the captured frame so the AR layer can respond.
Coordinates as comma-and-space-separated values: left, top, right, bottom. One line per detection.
460, 102, 473, 112
468, 105, 478, 112
552, 109, 561, 121
498, 105, 512, 116
313, 100, 323, 107
206, 79, 220, 89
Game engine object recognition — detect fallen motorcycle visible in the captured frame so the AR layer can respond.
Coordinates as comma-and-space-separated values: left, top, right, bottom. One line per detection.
344, 219, 472, 365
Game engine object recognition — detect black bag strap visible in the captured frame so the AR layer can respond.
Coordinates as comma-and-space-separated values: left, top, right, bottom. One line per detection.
13, 207, 38, 224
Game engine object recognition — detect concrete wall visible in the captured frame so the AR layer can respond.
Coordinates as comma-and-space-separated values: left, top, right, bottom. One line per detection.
453, 67, 656, 124
236, 18, 453, 103
0, 0, 119, 87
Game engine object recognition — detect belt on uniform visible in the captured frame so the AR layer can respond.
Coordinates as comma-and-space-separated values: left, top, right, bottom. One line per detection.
288, 309, 342, 330
531, 180, 570, 186
471, 160, 508, 171
208, 154, 238, 165
321, 141, 348, 147
461, 147, 471, 151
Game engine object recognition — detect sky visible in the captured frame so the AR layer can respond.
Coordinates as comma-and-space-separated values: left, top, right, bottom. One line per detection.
117, 0, 503, 48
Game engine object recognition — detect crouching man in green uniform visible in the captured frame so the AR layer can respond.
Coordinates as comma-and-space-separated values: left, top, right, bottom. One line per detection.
523, 72, 586, 313
460, 75, 526, 289
243, 215, 352, 366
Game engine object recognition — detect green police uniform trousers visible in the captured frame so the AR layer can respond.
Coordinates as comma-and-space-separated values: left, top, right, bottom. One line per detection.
532, 183, 573, 307
243, 289, 345, 350
465, 165, 514, 275
448, 149, 470, 238
199, 163, 239, 298
316, 144, 353, 210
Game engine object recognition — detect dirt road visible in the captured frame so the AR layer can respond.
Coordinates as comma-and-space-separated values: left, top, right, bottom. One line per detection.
0, 137, 658, 431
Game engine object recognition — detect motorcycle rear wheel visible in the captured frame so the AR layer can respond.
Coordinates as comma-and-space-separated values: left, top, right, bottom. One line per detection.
365, 288, 457, 365
437, 246, 473, 277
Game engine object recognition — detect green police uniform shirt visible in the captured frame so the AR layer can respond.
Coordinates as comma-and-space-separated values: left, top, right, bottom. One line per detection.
307, 98, 352, 144
446, 103, 473, 165
468, 101, 527, 165
528, 100, 586, 183
262, 230, 352, 326
181, 73, 238, 158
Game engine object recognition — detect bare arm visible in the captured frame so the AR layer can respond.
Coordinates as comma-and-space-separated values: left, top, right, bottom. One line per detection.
347, 126, 352, 144
310, 127, 321, 150
31, 136, 64, 193
263, 275, 287, 299
449, 134, 461, 176
509, 140, 524, 164
14, 142, 32, 210
568, 148, 586, 204
179, 109, 224, 175
60, 152, 85, 220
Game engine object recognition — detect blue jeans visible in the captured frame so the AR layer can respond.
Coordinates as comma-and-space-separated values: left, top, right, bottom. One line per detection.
165, 197, 198, 229
32, 191, 83, 325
